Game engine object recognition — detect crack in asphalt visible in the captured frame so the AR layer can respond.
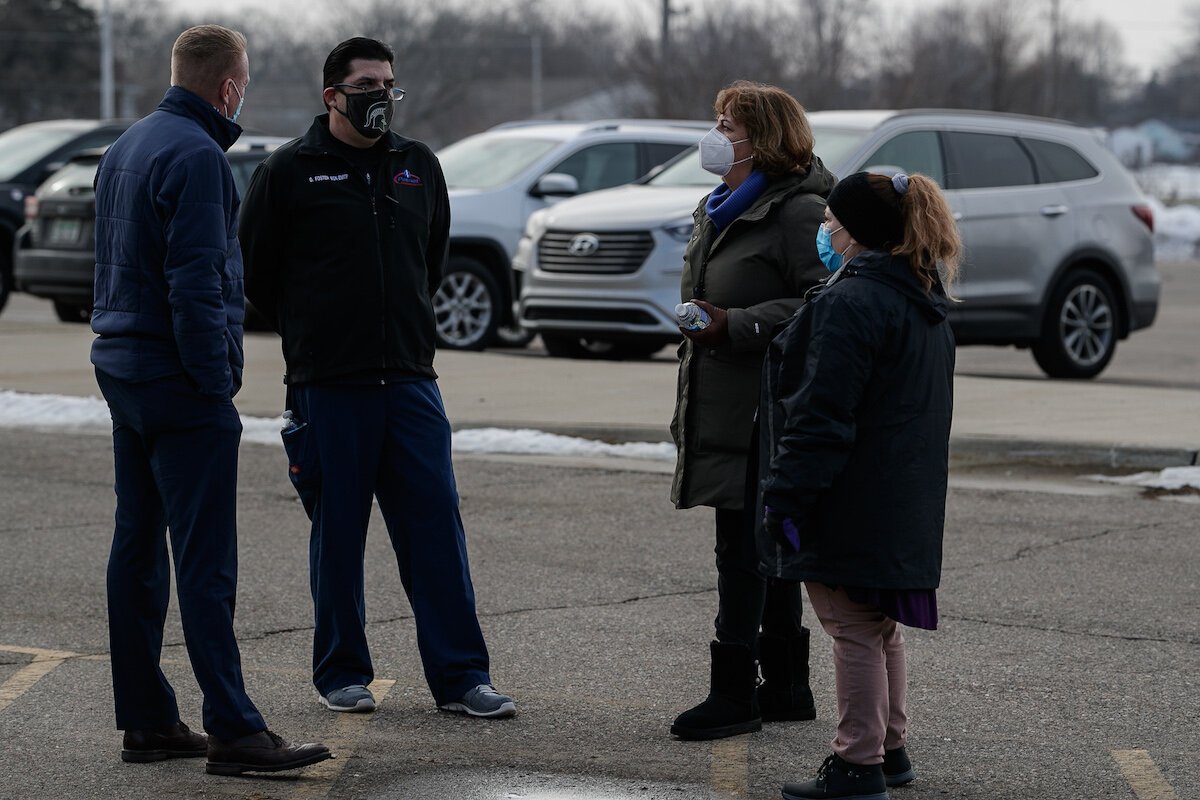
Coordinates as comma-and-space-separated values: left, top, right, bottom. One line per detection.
153, 586, 716, 651
946, 521, 1167, 572
941, 613, 1200, 646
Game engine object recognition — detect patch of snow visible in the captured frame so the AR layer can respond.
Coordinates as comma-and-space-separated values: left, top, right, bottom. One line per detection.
0, 389, 676, 462
1089, 466, 1200, 490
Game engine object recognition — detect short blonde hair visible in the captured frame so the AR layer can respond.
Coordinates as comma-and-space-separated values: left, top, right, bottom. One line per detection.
170, 25, 247, 95
714, 81, 814, 175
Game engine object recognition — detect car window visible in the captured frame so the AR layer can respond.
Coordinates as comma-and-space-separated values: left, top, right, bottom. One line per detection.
548, 142, 640, 194
647, 147, 714, 187
438, 135, 561, 190
861, 131, 944, 185
1022, 137, 1099, 183
228, 158, 264, 196
645, 142, 690, 173
943, 131, 1036, 189
809, 125, 874, 171
0, 124, 93, 182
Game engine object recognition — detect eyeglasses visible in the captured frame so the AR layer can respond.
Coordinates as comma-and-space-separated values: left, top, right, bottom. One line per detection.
331, 84, 406, 102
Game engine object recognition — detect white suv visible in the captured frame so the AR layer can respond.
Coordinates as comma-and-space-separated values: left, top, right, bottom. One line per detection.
515, 110, 1160, 378
434, 119, 708, 350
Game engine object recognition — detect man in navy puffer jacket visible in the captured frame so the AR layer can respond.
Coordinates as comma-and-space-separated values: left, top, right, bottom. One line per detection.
91, 24, 329, 776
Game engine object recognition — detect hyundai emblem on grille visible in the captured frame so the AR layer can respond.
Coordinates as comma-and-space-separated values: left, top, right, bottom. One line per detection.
567, 233, 601, 257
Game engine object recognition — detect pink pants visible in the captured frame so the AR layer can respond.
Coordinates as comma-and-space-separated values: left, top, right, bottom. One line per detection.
805, 582, 908, 765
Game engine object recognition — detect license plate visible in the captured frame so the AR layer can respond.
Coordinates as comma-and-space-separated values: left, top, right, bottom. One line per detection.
47, 217, 82, 245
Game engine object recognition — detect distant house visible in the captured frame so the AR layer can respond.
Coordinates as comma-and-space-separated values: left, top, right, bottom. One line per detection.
1109, 127, 1154, 168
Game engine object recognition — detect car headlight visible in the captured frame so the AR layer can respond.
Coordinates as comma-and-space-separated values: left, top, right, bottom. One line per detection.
524, 209, 550, 242
663, 220, 695, 243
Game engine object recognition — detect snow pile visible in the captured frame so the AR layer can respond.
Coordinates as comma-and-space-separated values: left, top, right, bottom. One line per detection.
1090, 466, 1200, 490
0, 389, 676, 462
452, 427, 676, 461
1147, 197, 1200, 260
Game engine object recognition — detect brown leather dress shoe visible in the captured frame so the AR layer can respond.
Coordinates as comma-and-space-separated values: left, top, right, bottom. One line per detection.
205, 729, 331, 776
121, 720, 208, 763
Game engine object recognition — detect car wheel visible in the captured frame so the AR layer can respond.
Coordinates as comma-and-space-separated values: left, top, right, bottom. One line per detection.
53, 300, 91, 323
491, 324, 535, 349
433, 257, 499, 351
1031, 268, 1118, 379
541, 334, 663, 360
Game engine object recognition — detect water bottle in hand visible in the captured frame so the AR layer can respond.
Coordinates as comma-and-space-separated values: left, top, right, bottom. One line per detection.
676, 302, 711, 331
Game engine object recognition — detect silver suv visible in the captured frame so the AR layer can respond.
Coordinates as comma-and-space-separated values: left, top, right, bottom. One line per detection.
434, 119, 708, 350
515, 110, 1160, 378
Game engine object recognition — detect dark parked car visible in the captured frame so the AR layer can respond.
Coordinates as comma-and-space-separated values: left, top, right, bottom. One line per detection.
13, 137, 287, 323
0, 119, 132, 314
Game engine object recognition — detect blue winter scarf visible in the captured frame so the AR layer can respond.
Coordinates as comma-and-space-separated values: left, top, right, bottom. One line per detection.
704, 170, 770, 233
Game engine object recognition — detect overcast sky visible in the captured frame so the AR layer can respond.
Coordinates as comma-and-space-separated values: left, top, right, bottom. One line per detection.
147, 0, 1197, 80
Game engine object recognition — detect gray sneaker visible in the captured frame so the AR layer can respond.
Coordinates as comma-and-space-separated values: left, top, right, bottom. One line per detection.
438, 684, 516, 718
319, 684, 376, 713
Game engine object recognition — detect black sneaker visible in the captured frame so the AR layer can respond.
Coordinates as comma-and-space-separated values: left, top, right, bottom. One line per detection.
883, 747, 915, 787
781, 754, 890, 800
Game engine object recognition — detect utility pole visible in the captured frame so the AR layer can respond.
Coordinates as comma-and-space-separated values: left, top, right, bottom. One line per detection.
531, 34, 543, 117
658, 0, 672, 118
100, 0, 114, 119
1048, 0, 1061, 117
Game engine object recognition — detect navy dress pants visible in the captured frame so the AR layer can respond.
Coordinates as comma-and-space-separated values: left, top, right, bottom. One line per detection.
285, 380, 491, 705
95, 369, 265, 741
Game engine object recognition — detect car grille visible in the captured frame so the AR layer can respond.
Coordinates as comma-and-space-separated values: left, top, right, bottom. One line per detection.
539, 230, 653, 274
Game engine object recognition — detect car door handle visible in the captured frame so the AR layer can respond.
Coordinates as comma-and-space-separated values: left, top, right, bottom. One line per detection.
1040, 205, 1069, 217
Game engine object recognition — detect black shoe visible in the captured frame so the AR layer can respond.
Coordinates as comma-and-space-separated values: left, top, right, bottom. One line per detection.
781, 754, 890, 800
121, 720, 207, 763
205, 729, 332, 776
883, 746, 915, 787
757, 631, 817, 722
670, 641, 762, 740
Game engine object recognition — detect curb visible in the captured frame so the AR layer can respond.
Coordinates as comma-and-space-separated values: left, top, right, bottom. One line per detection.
451, 421, 1198, 471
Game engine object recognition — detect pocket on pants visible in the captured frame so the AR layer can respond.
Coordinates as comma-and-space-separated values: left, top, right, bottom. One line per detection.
281, 413, 320, 520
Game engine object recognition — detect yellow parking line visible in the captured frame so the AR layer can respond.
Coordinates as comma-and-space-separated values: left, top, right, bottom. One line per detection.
0, 645, 80, 713
1112, 749, 1180, 800
710, 735, 750, 796
287, 678, 397, 800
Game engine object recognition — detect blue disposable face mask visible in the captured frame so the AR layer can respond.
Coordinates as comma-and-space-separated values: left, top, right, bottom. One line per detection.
816, 223, 849, 273
224, 81, 245, 123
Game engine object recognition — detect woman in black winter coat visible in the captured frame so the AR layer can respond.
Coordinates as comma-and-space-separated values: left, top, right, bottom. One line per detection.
757, 171, 961, 800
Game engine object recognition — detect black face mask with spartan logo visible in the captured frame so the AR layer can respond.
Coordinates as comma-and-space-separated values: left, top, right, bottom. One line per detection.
336, 88, 395, 139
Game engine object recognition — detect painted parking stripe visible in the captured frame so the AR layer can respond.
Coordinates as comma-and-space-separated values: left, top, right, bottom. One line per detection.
0, 646, 80, 713
710, 735, 750, 796
1112, 749, 1180, 800
287, 678, 396, 800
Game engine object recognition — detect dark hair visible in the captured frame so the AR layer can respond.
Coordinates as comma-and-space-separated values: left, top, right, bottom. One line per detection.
713, 80, 813, 175
322, 37, 395, 88
828, 171, 962, 294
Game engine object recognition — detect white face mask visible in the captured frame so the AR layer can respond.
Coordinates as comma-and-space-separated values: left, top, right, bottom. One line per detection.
699, 127, 752, 177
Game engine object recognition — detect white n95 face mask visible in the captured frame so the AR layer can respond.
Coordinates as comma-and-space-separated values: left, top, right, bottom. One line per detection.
699, 127, 752, 177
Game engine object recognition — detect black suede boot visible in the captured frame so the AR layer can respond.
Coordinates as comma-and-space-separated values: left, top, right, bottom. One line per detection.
670, 641, 762, 740
757, 630, 817, 722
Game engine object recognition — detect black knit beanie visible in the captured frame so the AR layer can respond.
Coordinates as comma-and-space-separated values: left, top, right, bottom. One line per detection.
826, 172, 905, 250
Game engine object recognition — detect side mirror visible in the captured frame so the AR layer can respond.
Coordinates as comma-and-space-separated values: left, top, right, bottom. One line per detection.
40, 161, 66, 185
531, 172, 579, 198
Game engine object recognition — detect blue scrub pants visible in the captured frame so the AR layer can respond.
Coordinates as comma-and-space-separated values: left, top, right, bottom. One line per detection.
285, 380, 490, 705
95, 369, 266, 741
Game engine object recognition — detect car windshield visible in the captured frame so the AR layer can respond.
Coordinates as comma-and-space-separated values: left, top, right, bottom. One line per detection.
647, 124, 874, 187
438, 135, 561, 190
0, 124, 90, 182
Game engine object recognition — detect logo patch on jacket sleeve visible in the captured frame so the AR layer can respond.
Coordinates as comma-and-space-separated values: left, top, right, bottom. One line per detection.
393, 169, 423, 187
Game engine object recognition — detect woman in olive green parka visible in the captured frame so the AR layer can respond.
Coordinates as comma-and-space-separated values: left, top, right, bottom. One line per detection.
669, 81, 835, 742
